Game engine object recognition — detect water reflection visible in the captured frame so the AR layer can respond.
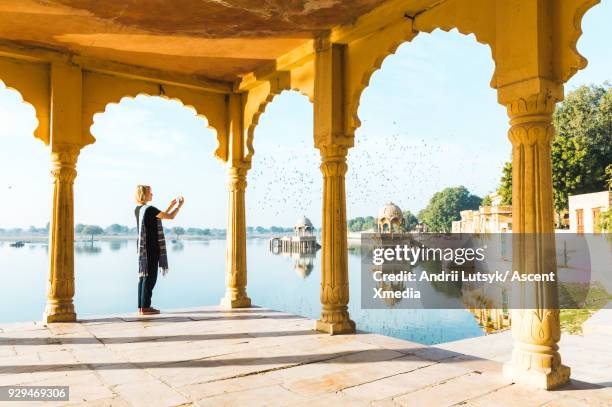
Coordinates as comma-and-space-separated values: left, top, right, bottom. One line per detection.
75, 242, 102, 255
1, 238, 485, 344
171, 241, 185, 252
109, 240, 127, 251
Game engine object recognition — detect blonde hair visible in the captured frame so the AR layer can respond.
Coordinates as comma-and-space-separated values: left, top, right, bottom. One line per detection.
135, 185, 151, 204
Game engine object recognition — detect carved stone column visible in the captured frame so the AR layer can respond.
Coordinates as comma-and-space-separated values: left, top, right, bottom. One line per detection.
44, 145, 80, 323
220, 164, 251, 308
502, 93, 569, 389
315, 144, 355, 334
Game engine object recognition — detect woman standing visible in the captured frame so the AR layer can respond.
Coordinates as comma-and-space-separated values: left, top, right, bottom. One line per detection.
134, 185, 184, 315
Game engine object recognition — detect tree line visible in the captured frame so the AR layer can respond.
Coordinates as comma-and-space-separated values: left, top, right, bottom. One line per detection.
0, 224, 303, 239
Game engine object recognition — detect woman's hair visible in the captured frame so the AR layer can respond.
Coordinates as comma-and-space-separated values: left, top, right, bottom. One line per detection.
135, 185, 151, 204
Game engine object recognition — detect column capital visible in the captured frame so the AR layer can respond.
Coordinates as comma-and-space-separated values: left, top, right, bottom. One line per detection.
497, 77, 563, 111
506, 92, 557, 120
227, 164, 248, 192
318, 143, 349, 157
51, 143, 80, 164
50, 144, 80, 184
318, 143, 349, 178
504, 91, 559, 148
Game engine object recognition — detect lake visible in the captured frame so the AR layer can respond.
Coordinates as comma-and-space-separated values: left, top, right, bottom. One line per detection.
0, 238, 483, 345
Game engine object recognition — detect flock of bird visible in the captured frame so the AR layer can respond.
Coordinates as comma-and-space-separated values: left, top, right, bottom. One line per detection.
246, 118, 454, 222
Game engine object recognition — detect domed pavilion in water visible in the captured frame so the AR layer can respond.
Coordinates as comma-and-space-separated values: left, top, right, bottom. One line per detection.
269, 215, 320, 254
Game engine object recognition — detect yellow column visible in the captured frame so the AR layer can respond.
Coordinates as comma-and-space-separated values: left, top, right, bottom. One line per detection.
502, 92, 569, 389
314, 143, 355, 334
220, 162, 251, 308
44, 144, 80, 323
313, 39, 355, 334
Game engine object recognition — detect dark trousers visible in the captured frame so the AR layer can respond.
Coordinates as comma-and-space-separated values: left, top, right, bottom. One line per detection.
138, 256, 159, 308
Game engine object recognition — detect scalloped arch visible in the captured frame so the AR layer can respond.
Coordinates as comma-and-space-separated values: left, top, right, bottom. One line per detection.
348, 24, 496, 138
88, 93, 223, 159
0, 58, 50, 145
347, 21, 417, 137
556, 0, 601, 82
245, 88, 312, 162
82, 73, 228, 161
0, 80, 43, 144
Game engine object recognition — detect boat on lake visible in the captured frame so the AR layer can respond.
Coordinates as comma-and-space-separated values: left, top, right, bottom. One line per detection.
9, 241, 25, 248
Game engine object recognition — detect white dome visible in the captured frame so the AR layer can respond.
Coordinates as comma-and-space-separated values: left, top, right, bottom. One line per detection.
295, 215, 314, 229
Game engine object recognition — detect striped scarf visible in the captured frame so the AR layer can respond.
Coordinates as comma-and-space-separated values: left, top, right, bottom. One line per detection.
138, 206, 169, 277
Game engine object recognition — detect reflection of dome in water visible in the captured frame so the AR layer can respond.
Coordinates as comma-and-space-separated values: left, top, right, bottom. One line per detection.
295, 263, 314, 278
293, 252, 315, 278
377, 202, 403, 233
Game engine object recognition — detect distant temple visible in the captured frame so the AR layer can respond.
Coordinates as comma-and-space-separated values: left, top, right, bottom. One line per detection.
269, 216, 320, 254
377, 202, 404, 233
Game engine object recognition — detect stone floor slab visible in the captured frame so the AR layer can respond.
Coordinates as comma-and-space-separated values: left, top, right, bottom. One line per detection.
0, 305, 608, 406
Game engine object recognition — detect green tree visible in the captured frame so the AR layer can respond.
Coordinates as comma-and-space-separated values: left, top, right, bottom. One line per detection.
347, 216, 379, 232
75, 223, 86, 234
599, 208, 612, 232
480, 195, 492, 206
348, 217, 364, 232
401, 211, 418, 232
418, 186, 481, 232
552, 84, 612, 213
606, 163, 612, 190
82, 225, 104, 241
106, 224, 128, 235
498, 161, 513, 205
172, 226, 185, 240
362, 216, 377, 231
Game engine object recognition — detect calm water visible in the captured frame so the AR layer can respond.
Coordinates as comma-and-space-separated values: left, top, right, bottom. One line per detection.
0, 239, 483, 345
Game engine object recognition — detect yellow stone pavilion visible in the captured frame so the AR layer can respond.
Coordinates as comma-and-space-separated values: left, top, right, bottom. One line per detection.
0, 0, 602, 390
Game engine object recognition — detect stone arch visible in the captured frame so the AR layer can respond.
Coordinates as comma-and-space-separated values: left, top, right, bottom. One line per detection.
346, 20, 417, 138
347, 19, 497, 138
0, 58, 50, 145
244, 84, 313, 163
82, 72, 228, 161
555, 0, 602, 82
0, 81, 41, 142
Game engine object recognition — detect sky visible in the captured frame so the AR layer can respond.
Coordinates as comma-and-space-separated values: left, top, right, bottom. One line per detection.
1, 2, 610, 230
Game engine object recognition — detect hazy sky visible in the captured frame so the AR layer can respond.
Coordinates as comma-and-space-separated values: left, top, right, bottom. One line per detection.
1, 3, 610, 230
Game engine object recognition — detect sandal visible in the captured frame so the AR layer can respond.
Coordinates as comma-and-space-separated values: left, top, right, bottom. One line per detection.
138, 307, 159, 315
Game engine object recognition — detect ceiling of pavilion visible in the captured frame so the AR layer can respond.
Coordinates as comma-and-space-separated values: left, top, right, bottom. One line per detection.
0, 0, 407, 83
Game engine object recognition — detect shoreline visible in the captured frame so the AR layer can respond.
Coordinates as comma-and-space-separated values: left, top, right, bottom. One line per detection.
0, 235, 281, 242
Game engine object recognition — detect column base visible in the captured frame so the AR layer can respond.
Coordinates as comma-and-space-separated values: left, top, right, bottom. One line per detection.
314, 318, 356, 335
220, 295, 252, 309
503, 361, 570, 390
43, 301, 76, 323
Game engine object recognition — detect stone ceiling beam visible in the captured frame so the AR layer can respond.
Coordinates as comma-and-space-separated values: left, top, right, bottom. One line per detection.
0, 39, 233, 94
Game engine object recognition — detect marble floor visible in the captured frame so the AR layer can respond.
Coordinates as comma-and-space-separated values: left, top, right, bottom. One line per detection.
0, 306, 610, 406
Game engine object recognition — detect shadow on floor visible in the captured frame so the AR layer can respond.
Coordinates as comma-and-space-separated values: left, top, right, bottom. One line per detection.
0, 329, 319, 346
